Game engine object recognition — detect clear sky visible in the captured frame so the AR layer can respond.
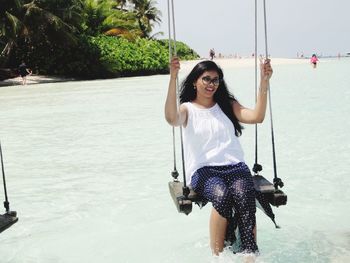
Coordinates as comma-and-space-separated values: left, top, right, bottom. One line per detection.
153, 0, 350, 58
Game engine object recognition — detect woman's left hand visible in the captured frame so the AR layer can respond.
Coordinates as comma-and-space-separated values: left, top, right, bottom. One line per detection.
260, 58, 273, 81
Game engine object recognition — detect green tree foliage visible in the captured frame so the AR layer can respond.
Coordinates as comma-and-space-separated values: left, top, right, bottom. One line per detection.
81, 0, 141, 39
81, 0, 116, 36
91, 36, 169, 76
34, 36, 197, 77
158, 40, 199, 61
0, 0, 25, 58
91, 36, 199, 76
1, 0, 83, 66
10, 35, 198, 79
132, 0, 162, 38
1, 0, 199, 80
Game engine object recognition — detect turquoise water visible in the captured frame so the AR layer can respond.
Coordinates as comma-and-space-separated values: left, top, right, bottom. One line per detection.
0, 58, 349, 263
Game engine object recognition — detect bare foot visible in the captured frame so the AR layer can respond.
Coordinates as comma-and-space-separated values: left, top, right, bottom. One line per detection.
242, 254, 256, 263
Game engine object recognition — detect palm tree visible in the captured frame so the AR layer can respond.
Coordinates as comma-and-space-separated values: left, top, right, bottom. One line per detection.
82, 0, 113, 36
103, 9, 143, 40
131, 0, 161, 38
22, 1, 80, 44
0, 0, 25, 57
115, 0, 128, 9
1, 0, 82, 63
82, 0, 141, 39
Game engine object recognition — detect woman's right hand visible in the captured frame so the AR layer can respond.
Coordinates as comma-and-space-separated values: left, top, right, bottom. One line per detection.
260, 58, 273, 81
170, 56, 180, 79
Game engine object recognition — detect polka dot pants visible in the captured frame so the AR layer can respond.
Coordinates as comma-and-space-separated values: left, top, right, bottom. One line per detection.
191, 162, 258, 253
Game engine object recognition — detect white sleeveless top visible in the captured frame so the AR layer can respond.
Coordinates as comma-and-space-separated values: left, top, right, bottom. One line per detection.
182, 102, 245, 186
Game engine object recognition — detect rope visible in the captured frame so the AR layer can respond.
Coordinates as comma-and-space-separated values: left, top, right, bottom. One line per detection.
167, 0, 189, 197
0, 141, 10, 213
262, 0, 284, 189
253, 0, 262, 175
167, 0, 178, 180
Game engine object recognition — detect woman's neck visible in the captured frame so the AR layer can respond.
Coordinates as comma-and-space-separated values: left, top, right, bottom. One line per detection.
192, 97, 216, 109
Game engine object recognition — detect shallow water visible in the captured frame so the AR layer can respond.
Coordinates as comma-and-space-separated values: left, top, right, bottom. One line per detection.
0, 58, 349, 263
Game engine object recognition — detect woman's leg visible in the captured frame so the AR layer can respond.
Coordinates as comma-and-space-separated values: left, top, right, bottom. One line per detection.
208, 189, 257, 255
229, 174, 258, 253
209, 207, 227, 255
200, 176, 233, 255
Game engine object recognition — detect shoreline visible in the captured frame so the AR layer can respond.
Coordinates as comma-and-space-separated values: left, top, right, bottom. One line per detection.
0, 57, 327, 87
0, 75, 75, 87
180, 57, 309, 71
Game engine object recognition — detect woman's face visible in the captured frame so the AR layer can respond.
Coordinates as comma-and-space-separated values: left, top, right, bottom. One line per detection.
193, 70, 220, 99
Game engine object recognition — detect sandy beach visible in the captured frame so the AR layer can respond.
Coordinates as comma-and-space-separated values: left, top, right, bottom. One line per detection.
180, 57, 308, 71
0, 75, 74, 87
0, 57, 308, 87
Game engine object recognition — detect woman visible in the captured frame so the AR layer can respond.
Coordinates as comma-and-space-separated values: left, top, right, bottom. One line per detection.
164, 57, 273, 257
310, 54, 319, 68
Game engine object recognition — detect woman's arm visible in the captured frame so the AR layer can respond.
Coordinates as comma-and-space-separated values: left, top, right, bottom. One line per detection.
164, 57, 188, 126
233, 59, 273, 124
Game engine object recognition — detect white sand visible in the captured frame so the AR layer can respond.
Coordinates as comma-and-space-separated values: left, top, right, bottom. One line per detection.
0, 58, 308, 87
180, 57, 308, 71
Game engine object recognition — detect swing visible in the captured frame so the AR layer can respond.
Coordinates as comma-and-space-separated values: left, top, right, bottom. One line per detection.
0, 212, 18, 233
167, 0, 287, 216
0, 142, 18, 234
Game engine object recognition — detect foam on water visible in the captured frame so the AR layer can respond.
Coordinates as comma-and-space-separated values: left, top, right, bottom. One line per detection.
0, 58, 349, 262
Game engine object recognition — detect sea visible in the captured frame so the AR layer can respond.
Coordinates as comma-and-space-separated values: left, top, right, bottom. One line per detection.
0, 58, 349, 263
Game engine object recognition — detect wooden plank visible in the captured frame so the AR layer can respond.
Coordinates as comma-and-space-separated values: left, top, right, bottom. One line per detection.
0, 213, 18, 234
253, 175, 275, 193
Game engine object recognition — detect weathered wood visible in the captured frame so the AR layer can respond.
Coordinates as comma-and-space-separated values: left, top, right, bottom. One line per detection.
252, 175, 275, 193
169, 175, 287, 215
0, 213, 18, 234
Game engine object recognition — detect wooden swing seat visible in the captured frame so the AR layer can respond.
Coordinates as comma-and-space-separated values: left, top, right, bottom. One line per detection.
0, 212, 18, 234
169, 175, 287, 215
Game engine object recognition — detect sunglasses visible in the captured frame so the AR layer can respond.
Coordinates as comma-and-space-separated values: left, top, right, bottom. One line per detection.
201, 76, 220, 86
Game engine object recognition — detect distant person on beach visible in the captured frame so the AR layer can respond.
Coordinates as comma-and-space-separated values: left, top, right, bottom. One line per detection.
18, 61, 32, 85
209, 48, 215, 60
165, 57, 273, 260
310, 54, 318, 68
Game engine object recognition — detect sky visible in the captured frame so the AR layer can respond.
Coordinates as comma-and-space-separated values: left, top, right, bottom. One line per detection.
153, 0, 350, 58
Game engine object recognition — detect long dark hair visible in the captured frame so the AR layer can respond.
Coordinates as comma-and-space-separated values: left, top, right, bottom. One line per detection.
180, 60, 243, 136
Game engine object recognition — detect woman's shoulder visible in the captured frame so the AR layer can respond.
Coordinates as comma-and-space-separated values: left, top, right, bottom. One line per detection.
180, 102, 191, 109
